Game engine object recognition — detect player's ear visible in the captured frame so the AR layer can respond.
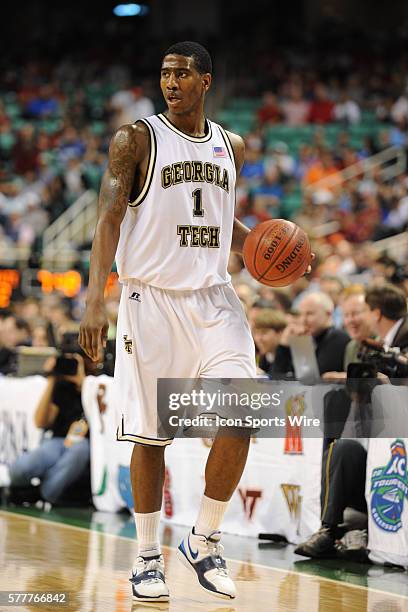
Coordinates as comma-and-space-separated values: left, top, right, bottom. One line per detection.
202, 73, 211, 92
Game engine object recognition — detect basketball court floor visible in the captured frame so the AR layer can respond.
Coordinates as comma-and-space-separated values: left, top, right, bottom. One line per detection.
0, 507, 407, 611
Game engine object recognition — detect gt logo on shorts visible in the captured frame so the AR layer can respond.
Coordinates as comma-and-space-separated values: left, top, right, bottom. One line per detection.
123, 335, 133, 354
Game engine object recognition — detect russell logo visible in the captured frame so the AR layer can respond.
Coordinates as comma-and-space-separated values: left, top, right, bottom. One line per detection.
370, 439, 408, 533
129, 292, 141, 302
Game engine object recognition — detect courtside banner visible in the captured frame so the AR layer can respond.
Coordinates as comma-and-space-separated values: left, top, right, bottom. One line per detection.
156, 378, 408, 439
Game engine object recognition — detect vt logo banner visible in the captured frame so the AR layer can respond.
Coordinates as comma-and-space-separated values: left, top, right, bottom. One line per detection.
371, 439, 408, 533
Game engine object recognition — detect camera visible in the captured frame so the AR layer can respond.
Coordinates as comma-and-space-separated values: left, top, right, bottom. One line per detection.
51, 331, 82, 376
346, 340, 408, 399
52, 355, 78, 376
357, 339, 408, 378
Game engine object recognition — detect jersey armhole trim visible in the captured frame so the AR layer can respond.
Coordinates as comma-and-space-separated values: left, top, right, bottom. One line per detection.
128, 118, 157, 207
218, 126, 236, 167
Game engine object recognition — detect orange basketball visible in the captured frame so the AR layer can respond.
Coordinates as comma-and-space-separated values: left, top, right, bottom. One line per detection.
242, 219, 312, 287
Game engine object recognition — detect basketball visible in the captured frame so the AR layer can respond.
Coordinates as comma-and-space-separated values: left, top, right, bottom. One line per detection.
242, 219, 312, 287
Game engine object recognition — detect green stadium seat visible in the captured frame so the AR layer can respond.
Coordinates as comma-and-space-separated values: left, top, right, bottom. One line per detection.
5, 102, 21, 119
0, 132, 16, 152
228, 98, 261, 111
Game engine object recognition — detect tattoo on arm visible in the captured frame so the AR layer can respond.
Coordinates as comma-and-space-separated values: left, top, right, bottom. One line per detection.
98, 124, 143, 220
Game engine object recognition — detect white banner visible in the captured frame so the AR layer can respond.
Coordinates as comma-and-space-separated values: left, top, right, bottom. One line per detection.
82, 376, 322, 543
3, 375, 405, 563
366, 386, 408, 569
0, 376, 46, 485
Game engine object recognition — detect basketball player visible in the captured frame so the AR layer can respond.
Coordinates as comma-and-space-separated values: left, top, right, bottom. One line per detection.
79, 41, 307, 603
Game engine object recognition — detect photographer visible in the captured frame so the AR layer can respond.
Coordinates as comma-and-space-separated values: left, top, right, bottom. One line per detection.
295, 283, 408, 560
8, 352, 90, 505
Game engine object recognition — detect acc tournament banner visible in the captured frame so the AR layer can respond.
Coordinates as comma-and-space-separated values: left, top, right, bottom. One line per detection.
366, 386, 408, 568
82, 377, 322, 542
82, 375, 132, 512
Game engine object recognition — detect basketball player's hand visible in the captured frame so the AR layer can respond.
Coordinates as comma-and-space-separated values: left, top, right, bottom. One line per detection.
304, 252, 315, 276
79, 303, 109, 362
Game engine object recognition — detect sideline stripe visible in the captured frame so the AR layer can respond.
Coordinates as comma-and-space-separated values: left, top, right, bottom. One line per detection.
2, 510, 407, 602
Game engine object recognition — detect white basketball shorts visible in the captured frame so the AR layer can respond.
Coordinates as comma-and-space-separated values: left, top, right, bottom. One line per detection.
114, 279, 256, 446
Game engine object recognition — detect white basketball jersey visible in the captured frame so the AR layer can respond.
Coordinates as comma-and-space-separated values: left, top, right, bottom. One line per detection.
115, 113, 236, 290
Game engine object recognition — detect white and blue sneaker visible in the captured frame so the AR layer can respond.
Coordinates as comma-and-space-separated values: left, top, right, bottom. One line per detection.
177, 528, 236, 600
130, 554, 169, 603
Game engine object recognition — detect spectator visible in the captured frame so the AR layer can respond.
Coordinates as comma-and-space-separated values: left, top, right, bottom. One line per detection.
31, 324, 52, 348
257, 92, 282, 126
341, 289, 376, 366
303, 150, 339, 190
57, 127, 86, 163
111, 86, 154, 129
241, 143, 265, 185
12, 125, 39, 175
252, 165, 284, 219
281, 84, 310, 126
322, 287, 375, 380
295, 437, 369, 560
8, 354, 90, 505
25, 85, 59, 119
319, 275, 345, 328
253, 309, 287, 375
391, 92, 408, 124
0, 315, 31, 374
272, 292, 350, 377
265, 141, 296, 178
308, 84, 335, 124
334, 91, 361, 125
365, 283, 408, 349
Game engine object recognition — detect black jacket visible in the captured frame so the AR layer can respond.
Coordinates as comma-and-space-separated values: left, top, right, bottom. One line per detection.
392, 316, 408, 350
272, 326, 350, 378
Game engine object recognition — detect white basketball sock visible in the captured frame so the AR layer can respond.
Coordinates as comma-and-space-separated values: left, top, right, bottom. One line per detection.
194, 495, 229, 538
134, 510, 161, 558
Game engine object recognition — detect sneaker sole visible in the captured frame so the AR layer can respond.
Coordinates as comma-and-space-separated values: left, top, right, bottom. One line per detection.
176, 548, 235, 600
294, 547, 336, 559
132, 594, 169, 603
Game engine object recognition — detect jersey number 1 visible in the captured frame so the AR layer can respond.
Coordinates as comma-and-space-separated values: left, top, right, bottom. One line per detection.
192, 188, 204, 217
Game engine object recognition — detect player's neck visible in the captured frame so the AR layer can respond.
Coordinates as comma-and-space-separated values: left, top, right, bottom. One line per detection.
164, 109, 206, 137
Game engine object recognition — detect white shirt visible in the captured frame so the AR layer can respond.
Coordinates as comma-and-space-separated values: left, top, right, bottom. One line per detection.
383, 318, 404, 347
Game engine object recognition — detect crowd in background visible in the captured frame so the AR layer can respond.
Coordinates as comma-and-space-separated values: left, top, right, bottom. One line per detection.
0, 41, 408, 368
1, 45, 408, 250
0, 238, 407, 378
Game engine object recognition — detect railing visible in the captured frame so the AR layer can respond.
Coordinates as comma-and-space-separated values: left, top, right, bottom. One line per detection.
41, 190, 98, 268
371, 231, 408, 263
305, 146, 406, 194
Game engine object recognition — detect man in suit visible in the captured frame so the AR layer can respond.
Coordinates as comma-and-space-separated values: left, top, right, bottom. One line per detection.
365, 283, 408, 350
272, 292, 350, 377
